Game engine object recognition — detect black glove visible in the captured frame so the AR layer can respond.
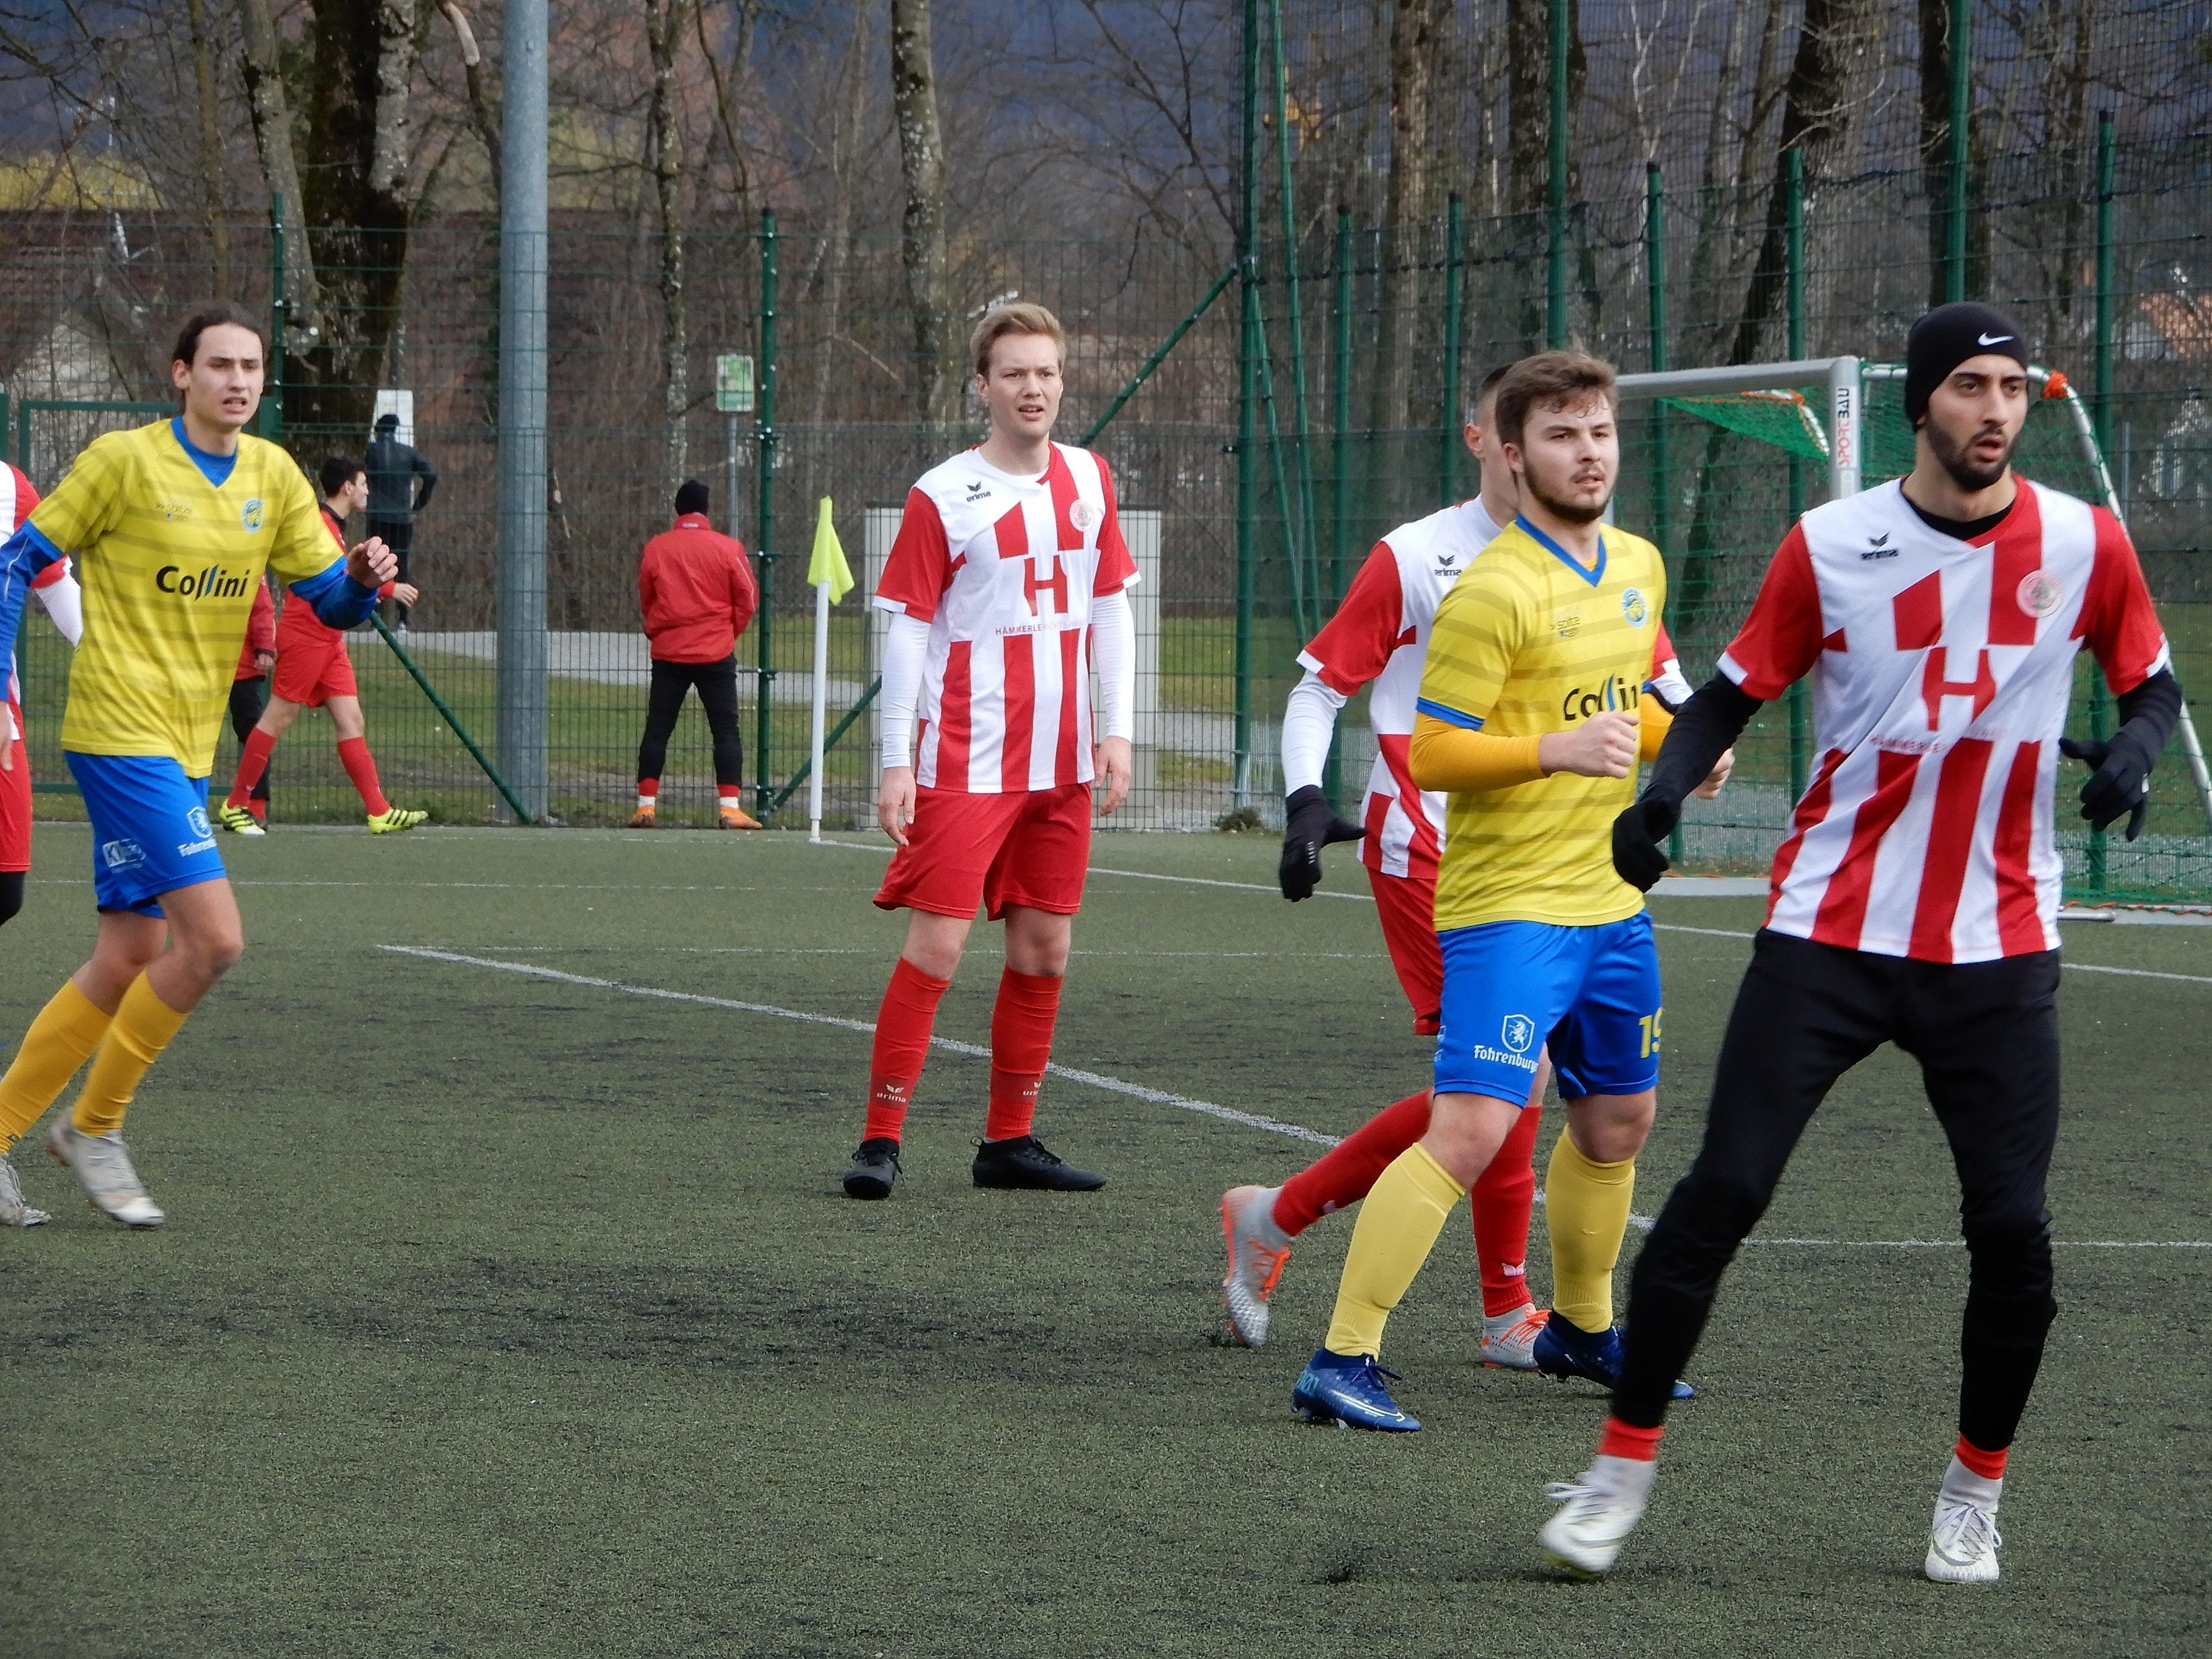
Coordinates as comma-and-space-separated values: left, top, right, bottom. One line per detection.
1611, 793, 1680, 892
2058, 733, 2153, 842
1278, 785, 1366, 900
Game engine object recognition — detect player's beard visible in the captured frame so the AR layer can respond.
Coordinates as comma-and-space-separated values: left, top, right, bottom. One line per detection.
1925, 414, 2018, 494
1524, 470, 1610, 526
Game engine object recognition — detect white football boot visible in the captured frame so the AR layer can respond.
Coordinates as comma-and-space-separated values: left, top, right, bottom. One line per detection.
1481, 1302, 1549, 1370
1540, 1455, 1655, 1579
1925, 1457, 2004, 1583
1, 1158, 51, 1227
47, 1116, 165, 1227
1219, 1184, 1293, 1347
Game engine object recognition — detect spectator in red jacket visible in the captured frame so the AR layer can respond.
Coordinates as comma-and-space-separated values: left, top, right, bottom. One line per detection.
632, 479, 760, 829
225, 575, 278, 825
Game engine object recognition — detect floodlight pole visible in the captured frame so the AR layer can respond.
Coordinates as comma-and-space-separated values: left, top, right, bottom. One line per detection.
495, 0, 549, 823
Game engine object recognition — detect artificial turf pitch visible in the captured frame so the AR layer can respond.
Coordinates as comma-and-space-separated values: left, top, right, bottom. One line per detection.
1, 825, 2205, 1657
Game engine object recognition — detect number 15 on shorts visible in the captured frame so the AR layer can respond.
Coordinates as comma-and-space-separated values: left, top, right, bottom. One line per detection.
1638, 1008, 1664, 1059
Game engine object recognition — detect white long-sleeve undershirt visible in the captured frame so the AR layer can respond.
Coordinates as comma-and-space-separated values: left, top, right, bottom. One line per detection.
876, 609, 931, 770
1090, 588, 1134, 743
34, 566, 83, 646
1280, 668, 1347, 796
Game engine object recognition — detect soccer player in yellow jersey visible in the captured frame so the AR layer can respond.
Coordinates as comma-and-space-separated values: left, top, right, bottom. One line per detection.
0, 304, 396, 1228
1292, 352, 1729, 1429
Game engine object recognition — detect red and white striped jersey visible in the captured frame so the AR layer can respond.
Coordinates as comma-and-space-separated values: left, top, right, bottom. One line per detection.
875, 442, 1138, 793
1301, 498, 1691, 880
1721, 478, 2169, 963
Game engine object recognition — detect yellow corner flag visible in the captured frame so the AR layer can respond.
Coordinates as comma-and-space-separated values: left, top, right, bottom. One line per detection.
807, 497, 854, 604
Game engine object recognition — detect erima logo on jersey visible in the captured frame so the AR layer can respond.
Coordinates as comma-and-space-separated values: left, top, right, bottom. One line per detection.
1862, 532, 1898, 560
240, 497, 265, 532
1561, 675, 1633, 722
963, 481, 991, 501
155, 564, 254, 599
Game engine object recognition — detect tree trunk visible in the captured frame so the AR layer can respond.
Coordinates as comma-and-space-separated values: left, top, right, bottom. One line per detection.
1368, 0, 1445, 435
438, 2, 501, 200
185, 0, 232, 289
235, 0, 321, 343
1918, 0, 1990, 308
648, 0, 692, 497
890, 0, 957, 434
695, 0, 761, 224
1728, 0, 1883, 364
809, 10, 876, 434
292, 0, 418, 434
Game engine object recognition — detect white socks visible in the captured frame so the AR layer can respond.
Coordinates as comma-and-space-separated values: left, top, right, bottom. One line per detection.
1249, 1186, 1292, 1250
1939, 1455, 2002, 1514
1592, 1452, 1658, 1506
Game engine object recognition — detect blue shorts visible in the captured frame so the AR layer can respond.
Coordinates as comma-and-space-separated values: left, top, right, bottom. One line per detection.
65, 752, 226, 915
1433, 913, 1662, 1106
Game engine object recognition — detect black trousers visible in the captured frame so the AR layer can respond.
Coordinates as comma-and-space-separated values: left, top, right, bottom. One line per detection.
229, 675, 269, 802
1617, 930, 2061, 1453
367, 516, 414, 622
637, 656, 744, 788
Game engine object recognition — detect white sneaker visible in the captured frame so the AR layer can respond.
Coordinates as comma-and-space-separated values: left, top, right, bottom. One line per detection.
1925, 1498, 2002, 1583
1, 1158, 51, 1227
1219, 1184, 1292, 1347
1481, 1302, 1549, 1370
46, 1116, 165, 1227
1540, 1462, 1652, 1579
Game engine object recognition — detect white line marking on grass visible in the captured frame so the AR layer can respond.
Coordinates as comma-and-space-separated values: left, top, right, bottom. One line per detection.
383, 944, 2212, 1249
380, 945, 1339, 1146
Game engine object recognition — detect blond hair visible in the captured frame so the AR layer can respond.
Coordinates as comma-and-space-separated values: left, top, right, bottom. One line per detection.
970, 303, 1065, 379
1492, 350, 1618, 447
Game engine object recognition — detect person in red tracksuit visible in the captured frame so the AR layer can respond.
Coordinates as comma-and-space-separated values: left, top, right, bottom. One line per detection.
223, 575, 277, 826
631, 478, 759, 829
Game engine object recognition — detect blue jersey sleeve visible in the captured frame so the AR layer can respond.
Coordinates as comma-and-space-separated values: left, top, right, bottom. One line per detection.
288, 556, 380, 630
0, 520, 65, 689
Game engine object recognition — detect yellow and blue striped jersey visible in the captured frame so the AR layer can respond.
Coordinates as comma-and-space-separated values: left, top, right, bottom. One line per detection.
23, 420, 343, 774
1417, 515, 1668, 931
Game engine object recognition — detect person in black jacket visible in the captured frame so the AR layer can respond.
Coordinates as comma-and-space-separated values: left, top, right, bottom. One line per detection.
367, 412, 437, 631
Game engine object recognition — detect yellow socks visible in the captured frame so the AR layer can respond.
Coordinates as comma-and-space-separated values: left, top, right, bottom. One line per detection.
1546, 1130, 1638, 1332
1324, 1142, 1467, 1357
71, 973, 188, 1139
0, 980, 115, 1151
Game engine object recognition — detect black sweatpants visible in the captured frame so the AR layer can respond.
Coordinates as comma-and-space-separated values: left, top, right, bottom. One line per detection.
368, 516, 414, 622
637, 656, 744, 787
229, 675, 269, 803
1617, 930, 2061, 1453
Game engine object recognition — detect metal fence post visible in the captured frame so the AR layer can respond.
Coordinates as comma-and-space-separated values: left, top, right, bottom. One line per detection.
1645, 163, 1683, 866
1324, 206, 1353, 811
1232, 0, 1259, 806
755, 207, 779, 817
1439, 193, 1464, 507
263, 195, 286, 442
1268, 0, 1317, 593
1546, 0, 1568, 347
494, 0, 548, 822
1945, 0, 1970, 303
1785, 147, 1809, 805
2088, 112, 2116, 890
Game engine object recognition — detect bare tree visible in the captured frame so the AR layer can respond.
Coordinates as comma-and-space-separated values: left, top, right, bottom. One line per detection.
236, 0, 322, 340
438, 1, 501, 198
647, 0, 692, 494
890, 0, 956, 432
182, 0, 231, 287
1368, 0, 1447, 432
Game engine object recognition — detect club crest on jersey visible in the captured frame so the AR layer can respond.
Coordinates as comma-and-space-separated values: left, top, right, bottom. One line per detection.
240, 497, 265, 532
1500, 1013, 1536, 1054
2017, 570, 2065, 618
1068, 499, 1101, 534
1620, 587, 1649, 626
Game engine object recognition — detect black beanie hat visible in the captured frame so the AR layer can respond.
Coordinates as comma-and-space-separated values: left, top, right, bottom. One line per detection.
1904, 302, 2029, 424
374, 411, 400, 430
674, 478, 711, 517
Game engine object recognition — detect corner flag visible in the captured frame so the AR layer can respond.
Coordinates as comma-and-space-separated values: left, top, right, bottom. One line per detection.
807, 497, 853, 603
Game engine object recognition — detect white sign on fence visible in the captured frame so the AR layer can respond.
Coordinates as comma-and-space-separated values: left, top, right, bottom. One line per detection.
715, 355, 755, 414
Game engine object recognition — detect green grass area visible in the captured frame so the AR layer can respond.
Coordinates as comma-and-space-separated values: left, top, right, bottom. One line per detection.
1, 827, 2205, 1655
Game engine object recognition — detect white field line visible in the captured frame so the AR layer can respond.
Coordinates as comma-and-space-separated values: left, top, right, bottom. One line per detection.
384, 943, 2211, 1250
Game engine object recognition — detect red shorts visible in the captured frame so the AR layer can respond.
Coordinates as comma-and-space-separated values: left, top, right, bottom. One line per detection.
1, 699, 28, 873
1367, 864, 1443, 1034
875, 783, 1093, 920
272, 636, 358, 707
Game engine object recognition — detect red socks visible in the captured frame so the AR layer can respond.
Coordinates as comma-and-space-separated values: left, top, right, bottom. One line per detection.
863, 957, 951, 1142
1272, 1090, 1433, 1235
1954, 1436, 2008, 1480
338, 736, 389, 816
1472, 1099, 1544, 1315
227, 728, 277, 808
985, 968, 1063, 1141
1598, 1416, 1664, 1461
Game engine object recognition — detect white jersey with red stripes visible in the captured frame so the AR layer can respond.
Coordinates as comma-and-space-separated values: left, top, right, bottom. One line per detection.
1301, 497, 1691, 880
1720, 477, 2168, 964
876, 442, 1138, 793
